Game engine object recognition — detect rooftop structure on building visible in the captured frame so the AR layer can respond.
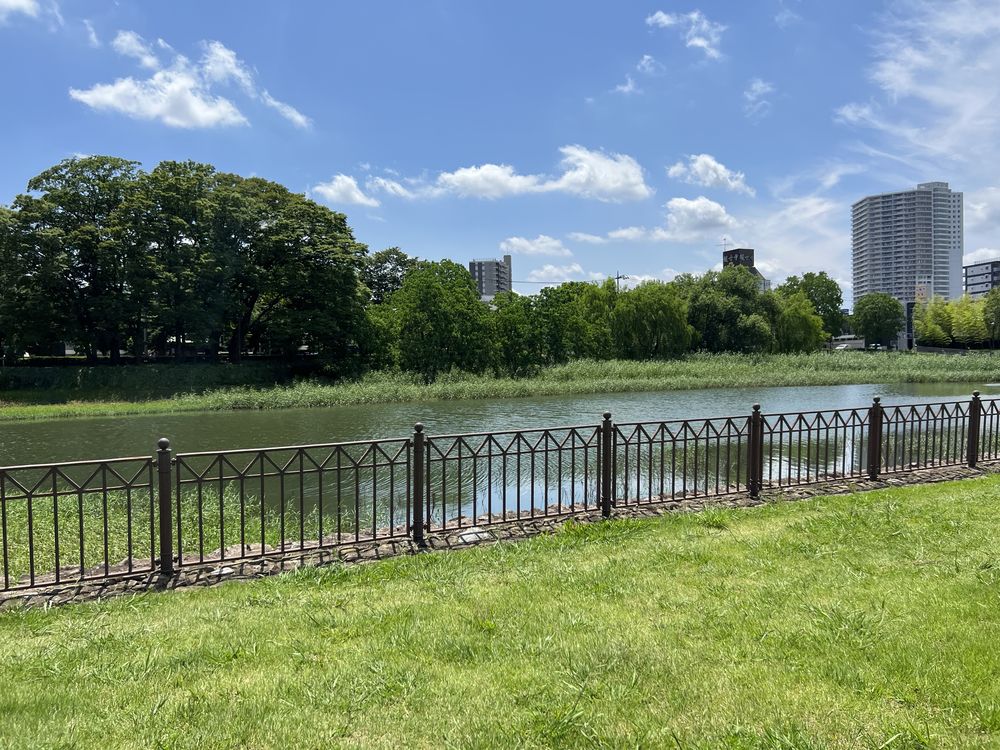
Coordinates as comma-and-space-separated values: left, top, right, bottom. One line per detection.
468, 254, 512, 301
722, 247, 771, 292
851, 181, 963, 348
964, 259, 1000, 299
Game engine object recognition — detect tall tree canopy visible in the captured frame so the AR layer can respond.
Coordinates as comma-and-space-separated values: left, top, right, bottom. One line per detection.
0, 156, 368, 369
375, 260, 494, 382
776, 272, 844, 338
852, 293, 905, 347
611, 281, 692, 359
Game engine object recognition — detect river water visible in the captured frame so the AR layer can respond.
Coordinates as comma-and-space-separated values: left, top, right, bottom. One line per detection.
0, 380, 994, 466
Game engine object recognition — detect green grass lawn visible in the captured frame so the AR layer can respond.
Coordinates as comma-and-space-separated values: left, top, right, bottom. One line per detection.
2, 352, 999, 422
2, 477, 1000, 749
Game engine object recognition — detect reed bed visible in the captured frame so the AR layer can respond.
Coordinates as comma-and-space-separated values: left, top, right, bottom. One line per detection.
2, 352, 999, 422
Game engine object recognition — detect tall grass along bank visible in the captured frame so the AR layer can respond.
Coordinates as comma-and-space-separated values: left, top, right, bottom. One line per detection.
2, 477, 999, 747
3, 352, 1000, 422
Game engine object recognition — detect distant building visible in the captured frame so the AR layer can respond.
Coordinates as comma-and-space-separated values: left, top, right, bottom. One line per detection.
722, 248, 771, 292
851, 181, 963, 348
469, 255, 512, 301
964, 259, 1000, 299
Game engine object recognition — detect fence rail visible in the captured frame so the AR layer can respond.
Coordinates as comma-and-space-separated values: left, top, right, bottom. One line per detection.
0, 392, 990, 592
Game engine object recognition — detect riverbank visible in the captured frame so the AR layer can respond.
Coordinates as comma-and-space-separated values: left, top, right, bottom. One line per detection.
1, 352, 998, 423
2, 476, 999, 747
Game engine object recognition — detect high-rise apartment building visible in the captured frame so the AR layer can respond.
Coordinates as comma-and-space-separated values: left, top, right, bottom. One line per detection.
468, 254, 512, 300
851, 181, 963, 347
852, 182, 963, 302
964, 260, 1000, 299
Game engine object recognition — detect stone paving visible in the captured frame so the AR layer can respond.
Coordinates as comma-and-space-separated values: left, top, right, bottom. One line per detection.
2, 461, 996, 609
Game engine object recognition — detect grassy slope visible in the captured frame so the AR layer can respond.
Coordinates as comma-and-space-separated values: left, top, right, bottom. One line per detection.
2, 352, 1000, 423
2, 478, 1000, 748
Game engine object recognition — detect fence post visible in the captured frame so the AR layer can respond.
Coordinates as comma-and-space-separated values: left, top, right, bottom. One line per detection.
867, 397, 883, 480
156, 438, 174, 576
412, 423, 426, 545
748, 404, 762, 498
601, 411, 614, 518
968, 391, 982, 468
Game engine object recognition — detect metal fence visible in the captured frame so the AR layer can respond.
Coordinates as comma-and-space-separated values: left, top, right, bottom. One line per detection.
0, 392, 991, 592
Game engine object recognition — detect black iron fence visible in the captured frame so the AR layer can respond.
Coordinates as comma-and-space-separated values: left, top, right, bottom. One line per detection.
0, 392, 992, 592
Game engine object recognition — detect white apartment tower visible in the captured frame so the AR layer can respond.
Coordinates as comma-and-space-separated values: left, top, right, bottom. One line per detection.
852, 181, 964, 305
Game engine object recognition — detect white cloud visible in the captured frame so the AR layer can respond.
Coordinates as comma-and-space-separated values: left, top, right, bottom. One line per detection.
0, 0, 39, 22
525, 263, 604, 285
499, 235, 572, 257
567, 232, 607, 244
311, 174, 380, 208
667, 154, 754, 196
260, 90, 311, 128
608, 226, 652, 242
661, 196, 738, 241
744, 78, 775, 120
964, 248, 1000, 265
112, 30, 160, 70
200, 39, 254, 92
353, 146, 653, 205
636, 54, 665, 75
436, 163, 541, 199
577, 196, 739, 245
71, 33, 309, 129
613, 75, 641, 95
774, 1, 801, 28
83, 19, 99, 47
836, 0, 1000, 168
967, 187, 1000, 233
70, 67, 248, 128
433, 145, 652, 202
366, 175, 419, 200
621, 269, 682, 288
646, 9, 726, 60
545, 145, 653, 201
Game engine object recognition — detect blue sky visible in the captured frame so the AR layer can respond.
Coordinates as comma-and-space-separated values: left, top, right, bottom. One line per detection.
2, 0, 999, 304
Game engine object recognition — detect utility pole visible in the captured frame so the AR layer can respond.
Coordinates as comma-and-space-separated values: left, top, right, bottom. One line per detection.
613, 271, 630, 292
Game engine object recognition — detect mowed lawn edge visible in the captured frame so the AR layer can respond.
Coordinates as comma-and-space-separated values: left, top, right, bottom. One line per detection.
1, 476, 999, 749
2, 352, 1000, 423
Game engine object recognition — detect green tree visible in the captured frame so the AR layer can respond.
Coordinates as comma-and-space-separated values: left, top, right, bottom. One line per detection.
984, 288, 1000, 345
776, 272, 844, 338
492, 292, 544, 375
0, 207, 72, 360
686, 266, 778, 352
361, 247, 418, 304
534, 280, 616, 363
852, 293, 905, 347
203, 175, 367, 366
12, 156, 142, 361
951, 295, 988, 348
611, 281, 692, 359
774, 292, 826, 352
254, 193, 369, 373
913, 296, 953, 347
116, 160, 223, 360
379, 260, 493, 381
